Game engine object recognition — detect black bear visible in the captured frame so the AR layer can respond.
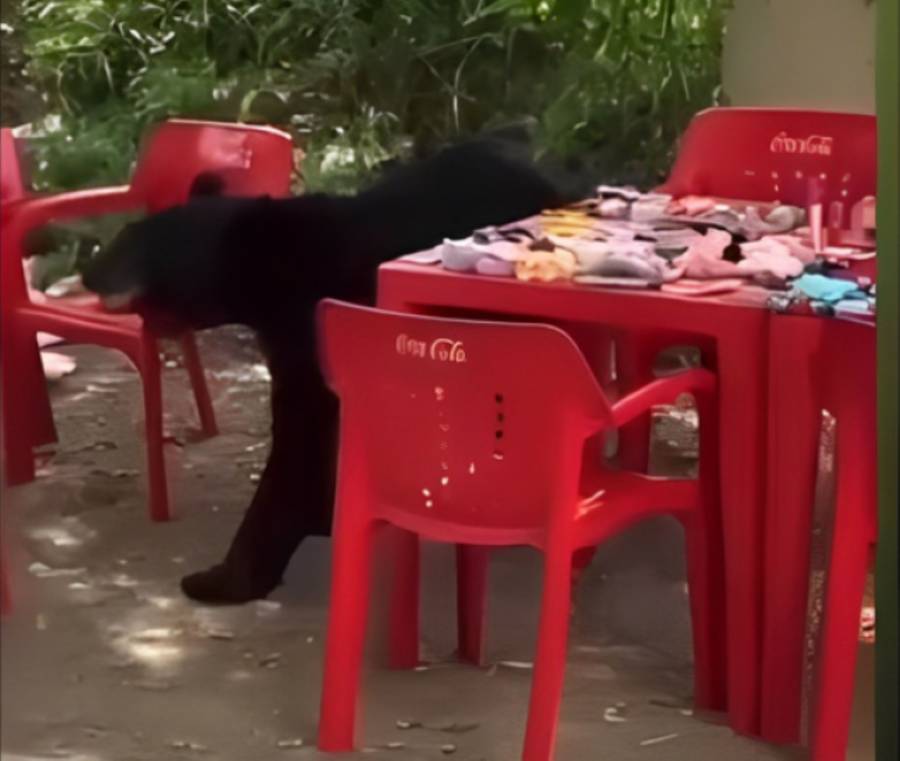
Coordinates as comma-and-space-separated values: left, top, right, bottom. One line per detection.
83, 133, 589, 603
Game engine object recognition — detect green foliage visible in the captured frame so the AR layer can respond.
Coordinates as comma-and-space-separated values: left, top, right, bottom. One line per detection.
16, 0, 732, 195
1, 0, 41, 126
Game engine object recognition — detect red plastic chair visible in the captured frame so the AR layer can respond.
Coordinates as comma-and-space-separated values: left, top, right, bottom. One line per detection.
0, 121, 294, 521
659, 107, 876, 209
765, 317, 876, 759
315, 300, 725, 761
616, 107, 878, 472
0, 129, 60, 460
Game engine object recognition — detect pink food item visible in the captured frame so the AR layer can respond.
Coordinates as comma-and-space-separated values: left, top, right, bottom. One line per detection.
400, 249, 443, 264
738, 238, 804, 279
673, 228, 741, 279
574, 275, 652, 289
598, 197, 630, 219
666, 195, 718, 217
661, 278, 745, 296
822, 246, 877, 262
765, 234, 818, 264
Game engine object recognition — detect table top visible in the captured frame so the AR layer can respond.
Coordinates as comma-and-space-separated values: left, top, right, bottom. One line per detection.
380, 260, 774, 311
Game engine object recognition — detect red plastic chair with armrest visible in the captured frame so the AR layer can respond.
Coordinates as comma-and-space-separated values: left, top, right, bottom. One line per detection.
0, 120, 294, 521
0, 128, 61, 458
315, 301, 725, 761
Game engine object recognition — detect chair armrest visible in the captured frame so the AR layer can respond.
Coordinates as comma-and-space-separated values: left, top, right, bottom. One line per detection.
2, 186, 141, 244
611, 368, 716, 428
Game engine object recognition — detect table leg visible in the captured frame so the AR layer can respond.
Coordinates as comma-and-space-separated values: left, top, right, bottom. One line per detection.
717, 326, 768, 736
760, 317, 825, 743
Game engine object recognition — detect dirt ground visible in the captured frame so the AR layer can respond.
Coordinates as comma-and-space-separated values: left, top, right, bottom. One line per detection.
0, 328, 873, 760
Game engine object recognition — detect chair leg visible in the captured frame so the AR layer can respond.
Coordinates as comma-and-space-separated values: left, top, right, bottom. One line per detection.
1, 405, 35, 486
388, 528, 420, 669
809, 415, 875, 761
570, 545, 598, 612
683, 512, 727, 712
521, 545, 573, 761
686, 388, 727, 712
1, 330, 38, 485
0, 549, 11, 616
136, 339, 170, 522
318, 517, 376, 752
27, 338, 57, 448
179, 332, 218, 437
457, 545, 489, 666
571, 546, 596, 575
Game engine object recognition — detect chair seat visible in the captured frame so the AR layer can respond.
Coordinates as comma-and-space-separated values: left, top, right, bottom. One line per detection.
575, 466, 700, 548
374, 466, 700, 550
20, 293, 144, 328
15, 298, 146, 349
578, 465, 699, 511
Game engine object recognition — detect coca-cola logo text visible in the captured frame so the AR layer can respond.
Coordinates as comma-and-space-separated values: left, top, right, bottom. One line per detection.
395, 334, 467, 363
769, 132, 833, 156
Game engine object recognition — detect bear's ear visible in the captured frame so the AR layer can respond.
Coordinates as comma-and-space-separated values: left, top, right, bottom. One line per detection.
188, 171, 227, 198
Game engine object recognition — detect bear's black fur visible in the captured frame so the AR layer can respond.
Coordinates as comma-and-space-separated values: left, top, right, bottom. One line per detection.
83, 134, 590, 603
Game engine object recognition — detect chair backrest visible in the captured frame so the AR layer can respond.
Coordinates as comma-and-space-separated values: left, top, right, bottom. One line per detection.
1, 121, 295, 311
659, 108, 876, 209
129, 120, 294, 213
0, 128, 27, 204
1, 129, 31, 305
318, 300, 609, 535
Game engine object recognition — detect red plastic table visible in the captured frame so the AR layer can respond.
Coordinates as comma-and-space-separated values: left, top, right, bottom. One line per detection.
378, 261, 771, 737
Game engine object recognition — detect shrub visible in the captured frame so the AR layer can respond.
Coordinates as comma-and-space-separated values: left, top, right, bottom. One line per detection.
16, 0, 732, 195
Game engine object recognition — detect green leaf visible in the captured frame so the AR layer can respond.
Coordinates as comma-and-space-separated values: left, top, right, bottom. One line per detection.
11, 0, 732, 262
464, 0, 525, 24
